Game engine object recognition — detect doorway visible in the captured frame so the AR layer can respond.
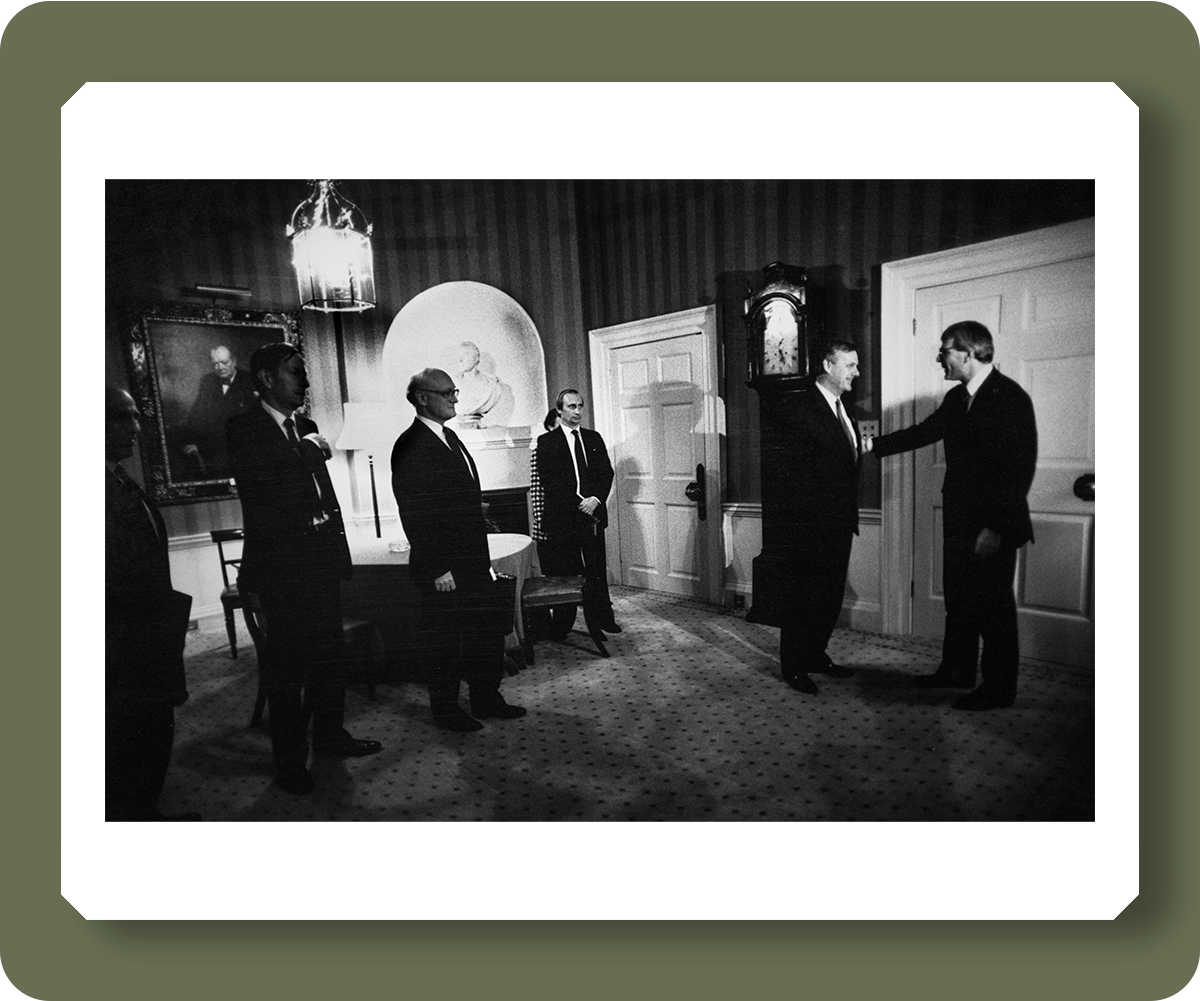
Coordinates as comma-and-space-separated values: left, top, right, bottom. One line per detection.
879, 218, 1095, 668
589, 306, 724, 604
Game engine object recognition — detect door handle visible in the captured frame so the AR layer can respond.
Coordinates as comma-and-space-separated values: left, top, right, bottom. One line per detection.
1073, 473, 1095, 502
684, 463, 707, 521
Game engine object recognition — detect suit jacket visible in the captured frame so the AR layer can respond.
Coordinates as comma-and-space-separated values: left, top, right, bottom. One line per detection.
872, 368, 1037, 548
225, 405, 352, 592
536, 426, 615, 537
764, 383, 861, 542
105, 464, 191, 697
391, 420, 492, 589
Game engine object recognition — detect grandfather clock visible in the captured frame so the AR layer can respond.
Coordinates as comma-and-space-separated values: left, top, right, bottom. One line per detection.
744, 261, 820, 626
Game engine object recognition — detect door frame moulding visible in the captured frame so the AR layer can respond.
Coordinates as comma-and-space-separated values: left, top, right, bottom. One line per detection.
588, 304, 724, 605
878, 216, 1095, 635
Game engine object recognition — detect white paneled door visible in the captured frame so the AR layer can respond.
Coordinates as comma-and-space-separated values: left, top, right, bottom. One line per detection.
590, 306, 722, 602
910, 254, 1095, 667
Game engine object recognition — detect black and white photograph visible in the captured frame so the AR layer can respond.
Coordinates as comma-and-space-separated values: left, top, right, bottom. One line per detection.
73, 80, 1136, 924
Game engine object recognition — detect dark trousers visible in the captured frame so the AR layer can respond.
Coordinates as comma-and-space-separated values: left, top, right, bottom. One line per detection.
106, 697, 175, 820
941, 541, 1021, 697
258, 584, 347, 774
416, 578, 505, 711
421, 630, 505, 711
778, 530, 853, 678
538, 524, 613, 635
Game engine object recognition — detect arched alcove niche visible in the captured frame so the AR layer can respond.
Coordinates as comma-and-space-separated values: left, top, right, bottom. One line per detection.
381, 281, 548, 489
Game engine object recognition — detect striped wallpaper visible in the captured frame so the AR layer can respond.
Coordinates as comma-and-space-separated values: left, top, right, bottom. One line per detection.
106, 179, 591, 537
106, 178, 1093, 532
574, 179, 1094, 502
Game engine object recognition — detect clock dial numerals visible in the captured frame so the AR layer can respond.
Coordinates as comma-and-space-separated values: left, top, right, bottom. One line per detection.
760, 301, 800, 375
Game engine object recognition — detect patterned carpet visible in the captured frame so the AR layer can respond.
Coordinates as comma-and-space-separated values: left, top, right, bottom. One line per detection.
162, 587, 1094, 822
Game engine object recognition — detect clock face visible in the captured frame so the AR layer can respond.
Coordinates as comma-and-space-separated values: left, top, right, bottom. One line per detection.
759, 300, 800, 376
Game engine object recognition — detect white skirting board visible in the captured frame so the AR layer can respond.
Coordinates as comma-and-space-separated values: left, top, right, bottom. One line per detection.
721, 504, 883, 633
166, 507, 886, 633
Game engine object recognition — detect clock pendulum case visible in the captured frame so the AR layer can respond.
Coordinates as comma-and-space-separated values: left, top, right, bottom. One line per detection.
743, 261, 823, 627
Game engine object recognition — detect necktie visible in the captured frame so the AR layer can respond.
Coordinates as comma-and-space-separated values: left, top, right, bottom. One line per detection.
444, 428, 476, 479
836, 398, 856, 454
572, 429, 591, 496
284, 417, 327, 518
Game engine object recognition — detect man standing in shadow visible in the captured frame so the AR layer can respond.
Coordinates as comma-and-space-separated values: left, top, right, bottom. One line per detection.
105, 385, 199, 821
226, 343, 382, 794
391, 368, 526, 733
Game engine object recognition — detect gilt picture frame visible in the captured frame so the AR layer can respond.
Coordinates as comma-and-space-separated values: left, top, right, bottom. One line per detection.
120, 302, 301, 504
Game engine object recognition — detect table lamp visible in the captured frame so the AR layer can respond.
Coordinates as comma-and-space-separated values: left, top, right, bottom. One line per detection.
336, 402, 400, 537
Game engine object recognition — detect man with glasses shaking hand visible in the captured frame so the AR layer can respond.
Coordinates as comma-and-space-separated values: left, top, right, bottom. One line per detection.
863, 321, 1038, 710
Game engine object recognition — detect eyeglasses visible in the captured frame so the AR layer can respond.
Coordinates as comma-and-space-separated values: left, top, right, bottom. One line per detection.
422, 387, 459, 399
936, 347, 962, 361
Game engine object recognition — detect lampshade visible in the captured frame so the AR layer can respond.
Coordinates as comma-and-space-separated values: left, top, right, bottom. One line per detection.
287, 180, 376, 312
335, 401, 402, 454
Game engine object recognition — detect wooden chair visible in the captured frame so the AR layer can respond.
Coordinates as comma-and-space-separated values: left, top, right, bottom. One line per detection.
240, 592, 381, 728
210, 529, 246, 658
520, 575, 609, 661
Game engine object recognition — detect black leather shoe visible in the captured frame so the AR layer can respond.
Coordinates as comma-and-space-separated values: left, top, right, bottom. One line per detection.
953, 688, 1015, 710
471, 699, 528, 720
313, 734, 384, 758
165, 811, 202, 822
433, 709, 484, 732
784, 673, 819, 695
601, 621, 622, 634
912, 671, 975, 689
275, 769, 316, 795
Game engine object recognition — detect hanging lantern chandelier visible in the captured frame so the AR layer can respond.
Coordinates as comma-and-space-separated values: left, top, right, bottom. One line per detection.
286, 180, 376, 312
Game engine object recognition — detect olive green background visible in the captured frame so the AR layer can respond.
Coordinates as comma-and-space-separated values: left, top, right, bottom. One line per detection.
2, 3, 1195, 999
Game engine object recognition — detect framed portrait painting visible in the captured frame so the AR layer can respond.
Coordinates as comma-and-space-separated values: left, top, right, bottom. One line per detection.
121, 302, 301, 504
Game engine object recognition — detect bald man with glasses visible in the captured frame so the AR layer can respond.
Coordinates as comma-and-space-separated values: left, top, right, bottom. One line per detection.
391, 368, 526, 732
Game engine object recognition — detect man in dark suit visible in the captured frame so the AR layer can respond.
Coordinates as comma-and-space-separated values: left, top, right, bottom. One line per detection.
865, 320, 1038, 710
105, 385, 199, 821
535, 389, 619, 638
776, 341, 863, 696
226, 343, 381, 794
391, 368, 527, 733
180, 344, 258, 478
